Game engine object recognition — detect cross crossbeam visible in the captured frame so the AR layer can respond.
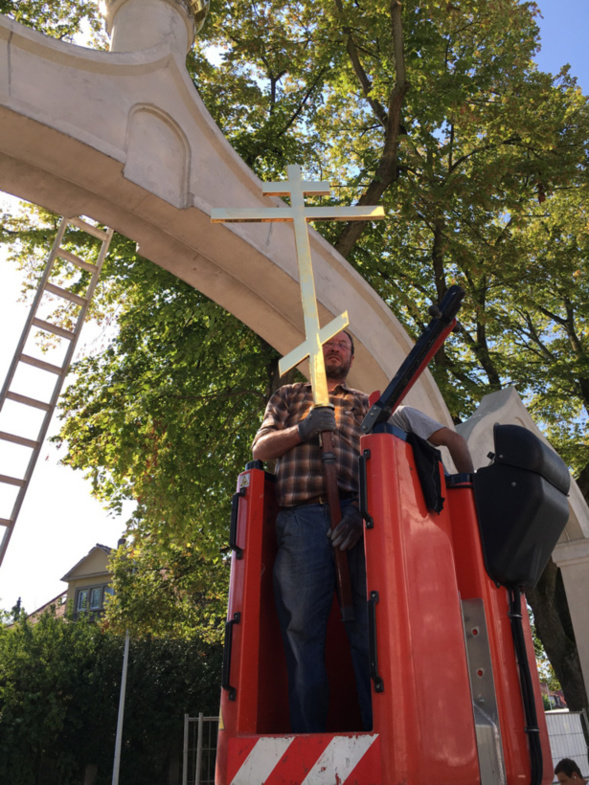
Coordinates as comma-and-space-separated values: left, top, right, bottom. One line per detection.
211, 164, 385, 405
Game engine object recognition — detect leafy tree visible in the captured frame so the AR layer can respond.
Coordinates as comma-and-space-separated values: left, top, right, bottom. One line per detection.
0, 202, 291, 642
2, 0, 588, 712
190, 0, 589, 713
191, 0, 589, 450
0, 0, 104, 43
0, 608, 222, 785
55, 260, 283, 640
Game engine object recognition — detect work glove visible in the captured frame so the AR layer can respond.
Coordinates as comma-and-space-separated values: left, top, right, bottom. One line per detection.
328, 504, 364, 551
298, 406, 336, 442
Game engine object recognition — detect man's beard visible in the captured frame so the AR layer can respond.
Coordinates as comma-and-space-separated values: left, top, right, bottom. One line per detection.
325, 355, 351, 381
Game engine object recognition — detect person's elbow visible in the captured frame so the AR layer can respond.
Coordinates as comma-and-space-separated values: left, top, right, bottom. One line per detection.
430, 427, 474, 474
252, 440, 266, 461
252, 432, 280, 462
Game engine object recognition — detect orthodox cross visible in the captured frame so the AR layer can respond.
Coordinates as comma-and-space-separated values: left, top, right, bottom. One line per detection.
211, 164, 385, 406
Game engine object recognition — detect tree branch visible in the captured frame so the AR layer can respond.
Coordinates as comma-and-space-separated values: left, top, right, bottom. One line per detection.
334, 0, 408, 259
276, 66, 329, 137
334, 0, 389, 129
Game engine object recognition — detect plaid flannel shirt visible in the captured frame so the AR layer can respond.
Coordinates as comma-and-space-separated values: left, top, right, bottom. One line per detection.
252, 382, 369, 508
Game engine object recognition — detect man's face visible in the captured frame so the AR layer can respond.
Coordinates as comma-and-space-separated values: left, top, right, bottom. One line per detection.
323, 332, 354, 381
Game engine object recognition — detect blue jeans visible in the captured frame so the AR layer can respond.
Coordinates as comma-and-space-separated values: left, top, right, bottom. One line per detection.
273, 500, 372, 733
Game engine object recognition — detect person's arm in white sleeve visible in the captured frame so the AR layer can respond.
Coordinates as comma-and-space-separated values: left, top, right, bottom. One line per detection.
391, 405, 474, 473
427, 427, 474, 473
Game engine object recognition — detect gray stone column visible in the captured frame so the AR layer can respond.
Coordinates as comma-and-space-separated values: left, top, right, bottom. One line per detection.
100, 0, 209, 53
552, 539, 589, 701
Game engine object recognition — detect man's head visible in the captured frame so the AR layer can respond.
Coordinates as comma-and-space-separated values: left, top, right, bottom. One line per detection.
323, 331, 354, 382
555, 759, 586, 784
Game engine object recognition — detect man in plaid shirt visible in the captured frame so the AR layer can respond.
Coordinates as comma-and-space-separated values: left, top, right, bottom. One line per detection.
252, 331, 472, 733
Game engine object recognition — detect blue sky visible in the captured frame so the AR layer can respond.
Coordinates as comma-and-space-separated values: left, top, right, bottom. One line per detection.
534, 0, 589, 88
0, 2, 588, 614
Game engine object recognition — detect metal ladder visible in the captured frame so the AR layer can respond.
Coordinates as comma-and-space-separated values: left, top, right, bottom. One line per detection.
0, 215, 114, 567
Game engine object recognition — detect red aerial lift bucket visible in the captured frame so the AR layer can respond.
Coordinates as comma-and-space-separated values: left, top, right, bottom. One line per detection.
215, 425, 555, 785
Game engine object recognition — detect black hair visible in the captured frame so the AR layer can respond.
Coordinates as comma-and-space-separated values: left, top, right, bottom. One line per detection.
344, 331, 355, 356
555, 760, 583, 778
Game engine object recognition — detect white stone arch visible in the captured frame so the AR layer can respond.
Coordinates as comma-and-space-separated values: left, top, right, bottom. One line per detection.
124, 103, 191, 208
0, 3, 447, 421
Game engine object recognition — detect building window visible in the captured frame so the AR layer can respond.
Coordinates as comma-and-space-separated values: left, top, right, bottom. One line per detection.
90, 587, 102, 610
77, 589, 89, 612
75, 584, 112, 614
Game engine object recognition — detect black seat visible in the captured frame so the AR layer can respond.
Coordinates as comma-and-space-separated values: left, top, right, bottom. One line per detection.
473, 424, 570, 588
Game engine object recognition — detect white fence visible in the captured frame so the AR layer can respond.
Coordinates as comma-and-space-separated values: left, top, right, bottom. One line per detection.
545, 710, 589, 781
183, 714, 219, 785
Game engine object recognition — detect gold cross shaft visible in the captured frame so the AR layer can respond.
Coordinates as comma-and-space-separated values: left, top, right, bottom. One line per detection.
211, 164, 385, 406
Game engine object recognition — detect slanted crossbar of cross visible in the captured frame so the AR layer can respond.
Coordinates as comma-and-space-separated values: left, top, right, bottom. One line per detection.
211, 164, 385, 406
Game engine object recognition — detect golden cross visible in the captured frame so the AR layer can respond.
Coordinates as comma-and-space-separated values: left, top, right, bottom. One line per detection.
211, 164, 385, 406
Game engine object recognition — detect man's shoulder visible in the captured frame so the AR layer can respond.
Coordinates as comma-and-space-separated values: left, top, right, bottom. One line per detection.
279, 382, 310, 390
391, 405, 443, 439
275, 382, 311, 393
269, 382, 312, 401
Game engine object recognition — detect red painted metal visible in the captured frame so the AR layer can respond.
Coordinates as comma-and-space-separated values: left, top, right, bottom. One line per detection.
360, 430, 480, 785
215, 464, 380, 785
216, 430, 552, 785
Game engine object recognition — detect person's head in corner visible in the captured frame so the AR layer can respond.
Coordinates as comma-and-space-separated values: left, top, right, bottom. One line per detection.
555, 759, 587, 785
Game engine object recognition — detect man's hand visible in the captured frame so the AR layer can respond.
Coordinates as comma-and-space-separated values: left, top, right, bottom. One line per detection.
328, 505, 364, 551
298, 406, 336, 442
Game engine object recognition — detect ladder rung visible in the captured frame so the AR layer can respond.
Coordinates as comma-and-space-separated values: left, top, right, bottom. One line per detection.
32, 317, 75, 341
68, 216, 110, 241
45, 282, 87, 306
57, 247, 99, 273
0, 214, 112, 571
0, 474, 26, 487
6, 391, 52, 411
21, 354, 65, 375
0, 431, 39, 449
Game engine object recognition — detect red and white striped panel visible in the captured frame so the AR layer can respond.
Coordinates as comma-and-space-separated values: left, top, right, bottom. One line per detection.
228, 733, 381, 784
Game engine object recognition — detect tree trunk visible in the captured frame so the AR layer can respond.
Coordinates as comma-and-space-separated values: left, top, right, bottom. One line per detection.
576, 462, 589, 501
333, 0, 408, 260
526, 558, 588, 714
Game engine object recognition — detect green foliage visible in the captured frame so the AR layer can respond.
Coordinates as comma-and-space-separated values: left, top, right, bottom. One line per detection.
52, 254, 281, 639
0, 0, 103, 42
1, 202, 286, 640
0, 610, 222, 785
529, 606, 562, 692
190, 0, 589, 447
192, 0, 339, 176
